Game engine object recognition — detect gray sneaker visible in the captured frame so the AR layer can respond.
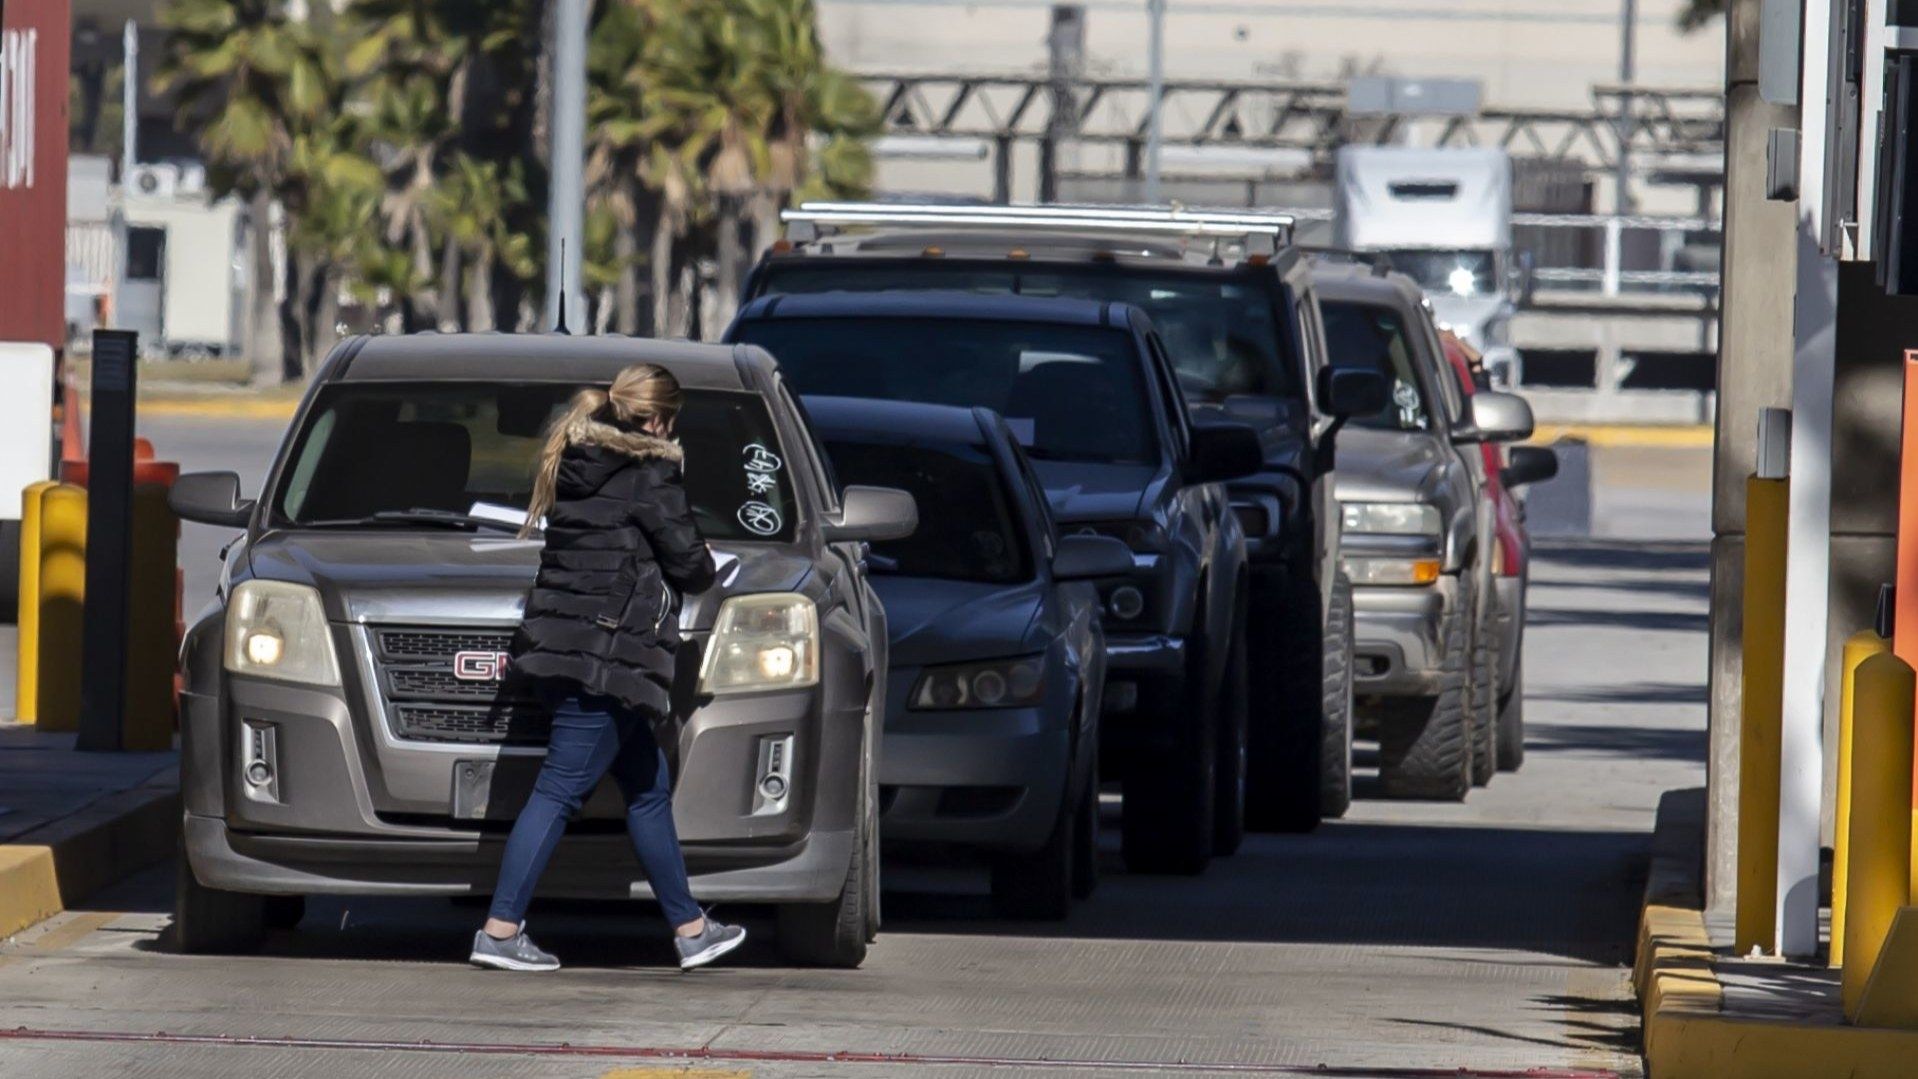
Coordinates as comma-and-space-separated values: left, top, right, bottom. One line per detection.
469, 928, 560, 972
674, 917, 747, 970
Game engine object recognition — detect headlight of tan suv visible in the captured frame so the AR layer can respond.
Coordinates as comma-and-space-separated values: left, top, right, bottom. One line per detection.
224, 580, 341, 687
699, 593, 819, 693
1341, 502, 1442, 536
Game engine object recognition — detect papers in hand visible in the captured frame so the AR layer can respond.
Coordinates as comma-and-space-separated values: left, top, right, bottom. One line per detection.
468, 502, 543, 531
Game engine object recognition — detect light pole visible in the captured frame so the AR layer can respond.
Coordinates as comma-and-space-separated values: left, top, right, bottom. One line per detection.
546, 0, 587, 332
1615, 0, 1635, 214
1144, 0, 1166, 204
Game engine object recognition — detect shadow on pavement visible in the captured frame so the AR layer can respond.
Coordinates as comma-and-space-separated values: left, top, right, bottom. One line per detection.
1526, 606, 1709, 634
1532, 682, 1709, 706
1522, 722, 1707, 762
1529, 540, 1708, 574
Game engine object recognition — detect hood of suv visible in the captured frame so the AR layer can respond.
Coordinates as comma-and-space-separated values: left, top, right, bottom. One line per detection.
872, 576, 1046, 668
1333, 427, 1450, 503
246, 530, 813, 629
1030, 460, 1157, 524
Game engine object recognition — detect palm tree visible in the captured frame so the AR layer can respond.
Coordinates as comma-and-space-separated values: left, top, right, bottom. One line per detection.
155, 0, 333, 384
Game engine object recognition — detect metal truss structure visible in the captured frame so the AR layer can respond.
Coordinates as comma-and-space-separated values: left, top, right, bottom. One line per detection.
862, 72, 1724, 180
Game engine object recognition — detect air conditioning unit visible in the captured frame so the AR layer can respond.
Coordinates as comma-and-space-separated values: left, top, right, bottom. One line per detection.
177, 163, 208, 196
128, 163, 180, 199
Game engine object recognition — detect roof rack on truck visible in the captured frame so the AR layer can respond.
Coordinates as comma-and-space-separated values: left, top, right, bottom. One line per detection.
780, 201, 1295, 257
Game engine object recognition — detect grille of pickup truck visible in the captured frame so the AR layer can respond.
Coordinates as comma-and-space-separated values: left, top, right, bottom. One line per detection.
372, 627, 549, 745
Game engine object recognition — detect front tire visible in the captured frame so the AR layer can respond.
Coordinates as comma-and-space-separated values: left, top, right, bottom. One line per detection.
1211, 594, 1249, 856
1468, 607, 1497, 787
1320, 574, 1356, 819
778, 727, 876, 967
1071, 773, 1100, 900
1246, 571, 1332, 833
1496, 656, 1525, 771
991, 780, 1077, 921
1376, 579, 1473, 802
1121, 640, 1217, 875
169, 844, 265, 955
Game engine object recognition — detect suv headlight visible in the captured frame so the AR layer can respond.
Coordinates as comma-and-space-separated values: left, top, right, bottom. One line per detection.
1341, 502, 1442, 536
224, 580, 341, 687
1343, 556, 1442, 586
911, 656, 1045, 710
699, 593, 819, 694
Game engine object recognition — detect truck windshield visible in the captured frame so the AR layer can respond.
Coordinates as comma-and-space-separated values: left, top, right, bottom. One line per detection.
273, 382, 797, 542
732, 317, 1158, 466
1319, 300, 1430, 432
822, 438, 1032, 584
753, 262, 1292, 402
1380, 249, 1497, 297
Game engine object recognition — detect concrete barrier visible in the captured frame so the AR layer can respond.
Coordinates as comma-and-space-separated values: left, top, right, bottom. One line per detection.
1842, 652, 1916, 1019
33, 484, 87, 732
1833, 628, 1894, 968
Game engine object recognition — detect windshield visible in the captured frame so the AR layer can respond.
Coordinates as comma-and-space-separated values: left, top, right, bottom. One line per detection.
1380, 249, 1497, 298
732, 317, 1158, 466
822, 437, 1032, 584
273, 382, 798, 542
754, 262, 1292, 402
1320, 300, 1430, 433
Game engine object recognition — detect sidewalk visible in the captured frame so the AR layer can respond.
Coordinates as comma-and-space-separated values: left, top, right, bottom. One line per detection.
1634, 790, 1918, 1076
0, 627, 179, 939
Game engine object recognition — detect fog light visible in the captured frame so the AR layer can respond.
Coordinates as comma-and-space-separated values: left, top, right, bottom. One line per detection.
1107, 585, 1146, 621
760, 774, 787, 801
245, 761, 272, 786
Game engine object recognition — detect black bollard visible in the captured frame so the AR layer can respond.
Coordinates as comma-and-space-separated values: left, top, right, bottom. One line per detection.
76, 330, 138, 751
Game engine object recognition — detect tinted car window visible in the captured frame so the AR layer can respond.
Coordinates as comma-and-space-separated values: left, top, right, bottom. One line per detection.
733, 317, 1158, 466
755, 262, 1291, 401
274, 382, 798, 541
823, 437, 1032, 584
1320, 300, 1429, 432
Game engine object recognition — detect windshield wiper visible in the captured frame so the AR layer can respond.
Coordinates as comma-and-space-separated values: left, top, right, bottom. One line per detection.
298, 509, 537, 536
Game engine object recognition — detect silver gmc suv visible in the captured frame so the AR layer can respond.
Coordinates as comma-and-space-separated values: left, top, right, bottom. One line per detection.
167, 334, 915, 968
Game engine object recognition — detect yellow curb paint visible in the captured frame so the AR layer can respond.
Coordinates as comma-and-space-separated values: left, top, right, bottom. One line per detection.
135, 398, 301, 421
0, 846, 64, 940
26, 910, 118, 953
1529, 424, 1714, 449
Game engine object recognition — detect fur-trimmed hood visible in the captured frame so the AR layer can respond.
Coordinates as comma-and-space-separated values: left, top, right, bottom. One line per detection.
562, 416, 683, 463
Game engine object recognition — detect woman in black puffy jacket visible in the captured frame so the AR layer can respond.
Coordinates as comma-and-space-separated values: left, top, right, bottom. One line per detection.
469, 363, 747, 974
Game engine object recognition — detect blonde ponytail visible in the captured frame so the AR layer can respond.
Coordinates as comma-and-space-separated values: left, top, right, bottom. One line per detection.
520, 364, 685, 539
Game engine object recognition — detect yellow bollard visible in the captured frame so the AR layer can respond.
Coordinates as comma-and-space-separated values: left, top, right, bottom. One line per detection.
1736, 475, 1789, 955
14, 481, 57, 723
122, 481, 178, 751
1834, 628, 1895, 968
1841, 652, 1915, 1020
34, 484, 87, 732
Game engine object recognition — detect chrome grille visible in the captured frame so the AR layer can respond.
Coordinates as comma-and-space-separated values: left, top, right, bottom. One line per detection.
372, 626, 545, 745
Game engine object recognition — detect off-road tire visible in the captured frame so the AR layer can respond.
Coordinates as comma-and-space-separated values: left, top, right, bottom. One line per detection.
169, 845, 266, 955
778, 733, 876, 966
1320, 574, 1356, 819
991, 776, 1077, 921
1246, 571, 1329, 833
1469, 608, 1498, 787
1211, 592, 1250, 856
1376, 580, 1473, 802
1121, 638, 1217, 875
1496, 656, 1525, 772
1071, 772, 1100, 900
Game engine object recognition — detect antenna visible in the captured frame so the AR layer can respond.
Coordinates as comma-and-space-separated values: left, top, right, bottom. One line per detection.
553, 239, 571, 335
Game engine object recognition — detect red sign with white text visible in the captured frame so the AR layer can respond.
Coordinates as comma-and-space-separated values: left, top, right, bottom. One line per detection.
0, 1, 71, 351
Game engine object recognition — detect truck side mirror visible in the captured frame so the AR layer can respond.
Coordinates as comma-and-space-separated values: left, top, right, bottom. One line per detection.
1459, 391, 1535, 444
169, 471, 255, 527
1184, 422, 1264, 484
1317, 366, 1390, 419
825, 485, 918, 543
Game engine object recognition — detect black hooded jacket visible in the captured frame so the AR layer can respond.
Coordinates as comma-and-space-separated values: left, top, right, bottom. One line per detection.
511, 415, 718, 717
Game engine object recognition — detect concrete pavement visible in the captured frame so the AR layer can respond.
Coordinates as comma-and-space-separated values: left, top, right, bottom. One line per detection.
0, 533, 1707, 1077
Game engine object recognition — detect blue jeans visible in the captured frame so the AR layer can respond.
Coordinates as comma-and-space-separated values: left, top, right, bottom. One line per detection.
486, 693, 702, 930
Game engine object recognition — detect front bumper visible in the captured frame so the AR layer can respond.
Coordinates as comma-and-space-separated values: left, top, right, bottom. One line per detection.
878, 705, 1071, 854
184, 812, 854, 902
1350, 573, 1460, 697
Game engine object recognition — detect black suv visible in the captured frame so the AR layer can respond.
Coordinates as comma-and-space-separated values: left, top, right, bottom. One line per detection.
742, 204, 1385, 830
726, 291, 1260, 874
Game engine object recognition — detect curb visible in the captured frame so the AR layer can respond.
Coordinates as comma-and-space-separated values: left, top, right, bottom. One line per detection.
1634, 788, 1918, 1077
0, 775, 178, 939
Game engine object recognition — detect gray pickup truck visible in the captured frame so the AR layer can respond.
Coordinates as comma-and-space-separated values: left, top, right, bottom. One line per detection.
167, 334, 915, 968
1312, 261, 1536, 801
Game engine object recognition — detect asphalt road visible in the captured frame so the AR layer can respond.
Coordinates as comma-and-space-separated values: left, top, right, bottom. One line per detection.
3, 415, 1710, 1078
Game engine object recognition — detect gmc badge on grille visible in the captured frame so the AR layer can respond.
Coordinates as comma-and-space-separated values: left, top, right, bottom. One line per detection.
452, 651, 512, 682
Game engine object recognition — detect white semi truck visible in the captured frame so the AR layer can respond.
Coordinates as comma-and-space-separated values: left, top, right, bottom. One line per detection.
1333, 146, 1528, 387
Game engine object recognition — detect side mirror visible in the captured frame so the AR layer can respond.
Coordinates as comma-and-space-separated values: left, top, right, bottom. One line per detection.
1183, 421, 1264, 485
1316, 365, 1390, 419
1500, 445, 1559, 489
1461, 391, 1535, 444
169, 471, 254, 527
1051, 533, 1136, 580
825, 485, 917, 543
